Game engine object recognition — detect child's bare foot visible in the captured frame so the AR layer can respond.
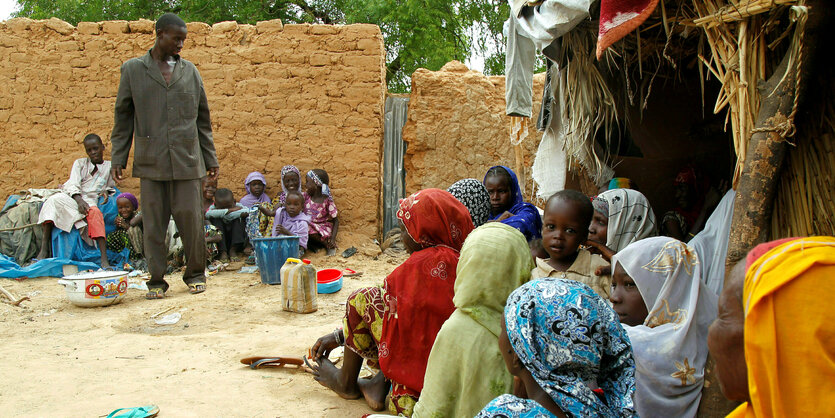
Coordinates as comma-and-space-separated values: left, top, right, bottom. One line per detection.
358, 372, 389, 411
312, 358, 362, 400
219, 252, 230, 263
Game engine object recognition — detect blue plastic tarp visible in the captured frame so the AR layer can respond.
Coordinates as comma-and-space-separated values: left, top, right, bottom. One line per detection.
0, 190, 130, 278
0, 253, 99, 279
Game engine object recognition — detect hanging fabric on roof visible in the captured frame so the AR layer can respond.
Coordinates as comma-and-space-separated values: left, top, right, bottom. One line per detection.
504, 0, 593, 118
596, 0, 660, 59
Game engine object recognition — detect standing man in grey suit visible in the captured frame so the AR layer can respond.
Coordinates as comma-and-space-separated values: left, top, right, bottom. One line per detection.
110, 13, 219, 299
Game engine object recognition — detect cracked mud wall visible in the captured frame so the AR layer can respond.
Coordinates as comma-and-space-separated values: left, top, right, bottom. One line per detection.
402, 61, 545, 200
0, 17, 385, 236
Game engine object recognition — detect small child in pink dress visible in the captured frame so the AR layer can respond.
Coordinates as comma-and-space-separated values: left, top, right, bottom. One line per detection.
303, 169, 339, 256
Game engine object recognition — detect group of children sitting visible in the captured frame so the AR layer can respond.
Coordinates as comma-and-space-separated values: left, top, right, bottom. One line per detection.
197, 165, 339, 263
102, 165, 338, 269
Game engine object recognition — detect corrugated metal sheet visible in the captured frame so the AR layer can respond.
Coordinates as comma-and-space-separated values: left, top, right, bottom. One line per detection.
382, 96, 409, 235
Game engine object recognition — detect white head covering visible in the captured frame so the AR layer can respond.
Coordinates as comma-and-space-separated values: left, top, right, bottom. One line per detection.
611, 236, 718, 418
688, 189, 736, 295
598, 189, 657, 252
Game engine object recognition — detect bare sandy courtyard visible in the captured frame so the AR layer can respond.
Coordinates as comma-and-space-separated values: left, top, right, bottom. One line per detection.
0, 242, 405, 417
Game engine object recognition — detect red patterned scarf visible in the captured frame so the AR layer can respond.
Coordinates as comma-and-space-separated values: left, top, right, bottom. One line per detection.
597, 0, 659, 59
378, 189, 475, 394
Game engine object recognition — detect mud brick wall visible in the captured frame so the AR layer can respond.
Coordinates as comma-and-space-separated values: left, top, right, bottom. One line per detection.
402, 61, 545, 201
0, 17, 386, 237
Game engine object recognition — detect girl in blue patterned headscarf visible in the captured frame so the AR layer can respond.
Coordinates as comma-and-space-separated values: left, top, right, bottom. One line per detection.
483, 166, 542, 241
476, 279, 637, 418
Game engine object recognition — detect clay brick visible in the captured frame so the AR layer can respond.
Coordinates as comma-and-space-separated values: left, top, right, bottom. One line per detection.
356, 38, 380, 52
77, 22, 101, 35
6, 18, 33, 33
212, 21, 238, 33
101, 20, 129, 34
56, 40, 81, 52
69, 57, 91, 68
310, 25, 337, 35
283, 24, 309, 36
44, 18, 75, 35
8, 52, 28, 63
128, 19, 154, 34
0, 36, 22, 48
255, 19, 283, 33
187, 22, 211, 34
342, 55, 381, 69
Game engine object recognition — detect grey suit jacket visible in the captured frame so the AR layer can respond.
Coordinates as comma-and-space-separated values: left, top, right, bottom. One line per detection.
110, 50, 218, 181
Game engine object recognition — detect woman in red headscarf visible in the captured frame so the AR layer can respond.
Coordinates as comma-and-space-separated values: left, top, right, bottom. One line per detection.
310, 188, 475, 416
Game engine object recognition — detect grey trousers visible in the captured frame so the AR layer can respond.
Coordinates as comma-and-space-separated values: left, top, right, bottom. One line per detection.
140, 178, 205, 289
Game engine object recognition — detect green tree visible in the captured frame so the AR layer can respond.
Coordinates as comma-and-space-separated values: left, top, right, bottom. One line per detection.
14, 0, 509, 92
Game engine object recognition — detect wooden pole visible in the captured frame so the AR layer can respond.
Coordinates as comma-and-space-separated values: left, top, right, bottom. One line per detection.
725, 0, 823, 266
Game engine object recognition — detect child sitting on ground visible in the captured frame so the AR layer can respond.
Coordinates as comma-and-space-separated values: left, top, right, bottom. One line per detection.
205, 188, 248, 262
239, 172, 270, 208
258, 165, 302, 237
202, 176, 217, 213
105, 192, 143, 261
204, 219, 221, 263
304, 169, 339, 256
271, 190, 311, 257
531, 190, 611, 299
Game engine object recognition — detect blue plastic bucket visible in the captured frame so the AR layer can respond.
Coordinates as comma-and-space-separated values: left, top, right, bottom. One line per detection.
251, 236, 300, 285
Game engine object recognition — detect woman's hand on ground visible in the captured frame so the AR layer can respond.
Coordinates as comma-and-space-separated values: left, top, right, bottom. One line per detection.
312, 331, 342, 360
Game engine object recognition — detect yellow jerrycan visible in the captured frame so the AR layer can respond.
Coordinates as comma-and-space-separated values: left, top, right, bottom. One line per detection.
280, 258, 318, 313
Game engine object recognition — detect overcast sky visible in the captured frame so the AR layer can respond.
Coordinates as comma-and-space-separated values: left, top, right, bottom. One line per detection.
1, 0, 18, 21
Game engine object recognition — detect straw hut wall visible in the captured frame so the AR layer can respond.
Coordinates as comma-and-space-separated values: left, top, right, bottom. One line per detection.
553, 0, 832, 256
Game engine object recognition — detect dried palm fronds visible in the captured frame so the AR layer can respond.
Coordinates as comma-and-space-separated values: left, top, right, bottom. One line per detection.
552, 25, 619, 186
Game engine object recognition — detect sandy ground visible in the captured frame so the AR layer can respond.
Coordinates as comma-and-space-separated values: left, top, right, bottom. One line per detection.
0, 237, 406, 417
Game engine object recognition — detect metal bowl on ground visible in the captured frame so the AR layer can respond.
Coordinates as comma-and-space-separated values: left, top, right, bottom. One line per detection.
57, 270, 129, 307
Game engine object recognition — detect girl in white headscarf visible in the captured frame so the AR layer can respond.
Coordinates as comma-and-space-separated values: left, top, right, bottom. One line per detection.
610, 236, 718, 418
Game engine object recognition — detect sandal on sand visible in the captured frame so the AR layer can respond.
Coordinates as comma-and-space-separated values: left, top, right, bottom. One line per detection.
188, 282, 206, 294
145, 288, 165, 300
240, 356, 305, 369
106, 405, 160, 418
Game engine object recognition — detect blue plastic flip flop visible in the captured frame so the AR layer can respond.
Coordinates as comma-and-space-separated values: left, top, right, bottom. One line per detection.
106, 405, 160, 418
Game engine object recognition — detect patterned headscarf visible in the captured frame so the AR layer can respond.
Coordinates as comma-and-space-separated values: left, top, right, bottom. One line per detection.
611, 237, 717, 417
280, 165, 300, 195
592, 195, 609, 218
306, 170, 331, 197
116, 192, 139, 210
447, 179, 491, 227
396, 188, 474, 252
505, 279, 637, 418
597, 189, 657, 252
